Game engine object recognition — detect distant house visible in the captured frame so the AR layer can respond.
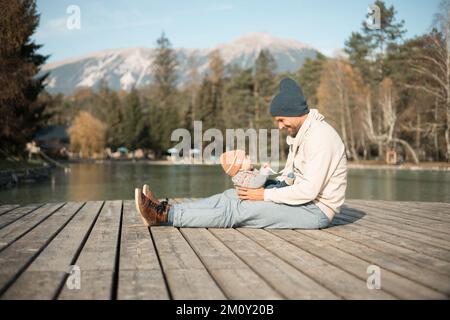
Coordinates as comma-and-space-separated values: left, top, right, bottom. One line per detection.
34, 125, 70, 158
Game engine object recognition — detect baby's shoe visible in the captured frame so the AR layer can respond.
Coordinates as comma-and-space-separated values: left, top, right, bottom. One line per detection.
286, 172, 295, 185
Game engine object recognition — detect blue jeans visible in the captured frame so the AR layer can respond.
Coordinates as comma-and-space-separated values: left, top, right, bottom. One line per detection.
169, 188, 330, 229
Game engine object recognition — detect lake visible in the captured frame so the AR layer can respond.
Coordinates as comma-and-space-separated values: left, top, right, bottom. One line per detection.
1, 162, 449, 204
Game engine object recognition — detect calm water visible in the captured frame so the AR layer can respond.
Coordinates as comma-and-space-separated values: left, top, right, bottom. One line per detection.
1, 162, 449, 204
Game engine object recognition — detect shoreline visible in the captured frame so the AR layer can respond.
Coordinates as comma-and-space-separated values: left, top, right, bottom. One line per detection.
347, 163, 450, 171
0, 165, 53, 188
8, 158, 444, 172
78, 159, 450, 171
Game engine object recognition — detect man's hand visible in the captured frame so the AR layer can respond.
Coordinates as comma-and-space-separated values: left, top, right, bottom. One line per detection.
236, 187, 265, 201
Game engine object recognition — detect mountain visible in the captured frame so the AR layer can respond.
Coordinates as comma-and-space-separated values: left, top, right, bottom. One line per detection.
41, 32, 321, 95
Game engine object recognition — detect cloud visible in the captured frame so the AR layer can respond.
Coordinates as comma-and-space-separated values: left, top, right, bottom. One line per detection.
47, 17, 67, 29
204, 4, 234, 12
35, 17, 71, 39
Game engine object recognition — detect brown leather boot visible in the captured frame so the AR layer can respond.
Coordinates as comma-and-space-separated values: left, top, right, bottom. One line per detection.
142, 184, 155, 199
134, 188, 170, 226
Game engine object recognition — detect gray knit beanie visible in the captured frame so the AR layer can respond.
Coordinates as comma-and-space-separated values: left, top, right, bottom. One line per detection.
270, 77, 309, 117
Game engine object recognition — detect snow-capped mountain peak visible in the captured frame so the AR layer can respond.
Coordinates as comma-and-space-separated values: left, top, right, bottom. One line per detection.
41, 33, 320, 95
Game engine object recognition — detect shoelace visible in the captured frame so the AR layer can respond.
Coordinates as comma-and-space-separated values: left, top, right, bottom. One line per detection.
146, 197, 169, 215
156, 198, 169, 214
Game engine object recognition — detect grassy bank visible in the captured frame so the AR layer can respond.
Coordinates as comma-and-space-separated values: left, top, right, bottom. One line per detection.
0, 158, 46, 171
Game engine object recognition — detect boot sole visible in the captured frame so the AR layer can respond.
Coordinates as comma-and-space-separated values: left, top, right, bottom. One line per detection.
135, 188, 150, 227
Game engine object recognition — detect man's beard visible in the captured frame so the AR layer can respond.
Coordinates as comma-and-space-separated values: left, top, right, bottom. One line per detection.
288, 125, 300, 137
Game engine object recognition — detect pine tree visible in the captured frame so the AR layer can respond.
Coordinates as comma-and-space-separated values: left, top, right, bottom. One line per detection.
254, 49, 277, 128
123, 88, 144, 150
184, 53, 201, 132
149, 32, 180, 155
0, 0, 49, 158
151, 32, 178, 103
223, 66, 255, 129
296, 52, 327, 108
208, 49, 225, 130
93, 80, 124, 149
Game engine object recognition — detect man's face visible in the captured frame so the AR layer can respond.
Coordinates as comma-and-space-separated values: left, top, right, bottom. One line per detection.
274, 116, 306, 137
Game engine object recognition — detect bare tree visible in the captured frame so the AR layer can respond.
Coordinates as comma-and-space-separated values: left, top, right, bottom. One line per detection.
363, 78, 419, 163
317, 58, 360, 161
405, 0, 450, 161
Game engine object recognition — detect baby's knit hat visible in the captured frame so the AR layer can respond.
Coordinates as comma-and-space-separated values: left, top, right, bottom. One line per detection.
220, 150, 246, 176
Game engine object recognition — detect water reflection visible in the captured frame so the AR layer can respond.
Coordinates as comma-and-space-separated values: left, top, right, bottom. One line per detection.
0, 163, 449, 204
346, 168, 450, 202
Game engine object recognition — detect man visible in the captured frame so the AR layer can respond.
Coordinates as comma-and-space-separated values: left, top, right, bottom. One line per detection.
135, 77, 347, 229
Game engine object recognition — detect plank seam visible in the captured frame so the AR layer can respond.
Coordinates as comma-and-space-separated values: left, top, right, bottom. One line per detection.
340, 208, 450, 239
148, 227, 174, 300
296, 229, 446, 297
0, 205, 22, 217
0, 203, 67, 254
0, 202, 87, 298
178, 228, 230, 299
332, 216, 450, 263
52, 201, 105, 300
348, 201, 450, 222
0, 203, 47, 230
336, 213, 450, 251
111, 200, 124, 300
255, 229, 359, 300
206, 228, 289, 299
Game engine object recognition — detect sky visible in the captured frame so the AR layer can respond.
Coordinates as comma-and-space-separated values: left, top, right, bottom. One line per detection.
35, 0, 441, 62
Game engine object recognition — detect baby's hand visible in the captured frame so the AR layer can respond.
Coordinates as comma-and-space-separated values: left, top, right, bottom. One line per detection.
260, 163, 277, 175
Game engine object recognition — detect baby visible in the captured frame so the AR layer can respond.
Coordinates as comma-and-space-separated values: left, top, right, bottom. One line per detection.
220, 150, 295, 189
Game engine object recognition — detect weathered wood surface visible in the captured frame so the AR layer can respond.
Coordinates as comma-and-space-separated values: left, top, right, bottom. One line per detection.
0, 198, 448, 300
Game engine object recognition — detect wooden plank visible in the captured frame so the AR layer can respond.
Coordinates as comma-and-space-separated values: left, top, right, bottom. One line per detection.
341, 204, 450, 239
411, 202, 450, 211
58, 200, 122, 300
0, 202, 85, 296
270, 229, 445, 299
0, 203, 66, 251
349, 199, 450, 220
347, 200, 450, 227
1, 201, 103, 299
337, 210, 450, 250
239, 228, 394, 299
151, 226, 226, 300
0, 205, 21, 216
180, 228, 283, 299
117, 200, 169, 300
351, 200, 450, 222
210, 228, 339, 299
339, 212, 450, 243
299, 228, 450, 295
0, 204, 44, 229
332, 216, 450, 263
374, 200, 450, 212
338, 207, 450, 249
326, 220, 450, 277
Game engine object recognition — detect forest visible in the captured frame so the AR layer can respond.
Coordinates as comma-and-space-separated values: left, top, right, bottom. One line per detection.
1, 0, 449, 163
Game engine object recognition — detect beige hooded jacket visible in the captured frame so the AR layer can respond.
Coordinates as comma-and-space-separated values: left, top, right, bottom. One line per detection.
263, 109, 347, 221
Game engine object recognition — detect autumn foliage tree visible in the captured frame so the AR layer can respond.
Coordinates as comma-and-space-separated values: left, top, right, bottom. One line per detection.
68, 111, 107, 158
317, 58, 363, 160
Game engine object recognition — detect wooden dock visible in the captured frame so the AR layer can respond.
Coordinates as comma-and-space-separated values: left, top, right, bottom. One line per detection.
0, 198, 449, 300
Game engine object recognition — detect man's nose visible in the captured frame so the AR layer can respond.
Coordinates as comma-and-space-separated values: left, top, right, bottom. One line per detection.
278, 122, 285, 130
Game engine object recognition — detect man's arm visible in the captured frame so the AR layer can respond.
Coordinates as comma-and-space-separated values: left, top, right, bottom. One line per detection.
263, 136, 334, 205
